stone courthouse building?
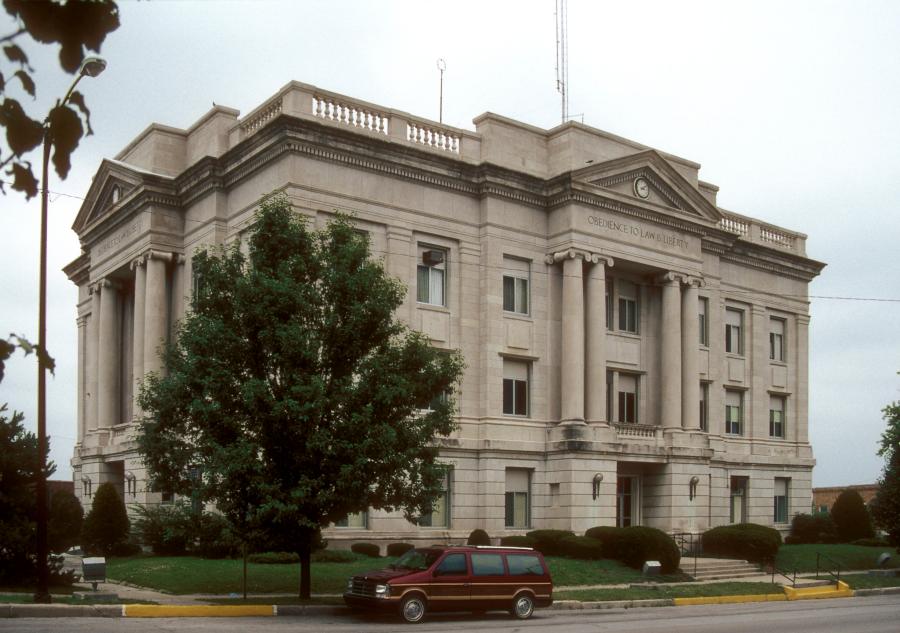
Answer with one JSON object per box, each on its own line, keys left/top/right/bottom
{"left": 67, "top": 81, "right": 825, "bottom": 545}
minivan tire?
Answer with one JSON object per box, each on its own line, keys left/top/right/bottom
{"left": 400, "top": 594, "right": 427, "bottom": 624}
{"left": 511, "top": 593, "right": 534, "bottom": 620}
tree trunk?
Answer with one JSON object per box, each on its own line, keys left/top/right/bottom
{"left": 298, "top": 534, "right": 311, "bottom": 600}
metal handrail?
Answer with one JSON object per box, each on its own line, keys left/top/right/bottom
{"left": 768, "top": 558, "right": 797, "bottom": 587}
{"left": 816, "top": 552, "right": 842, "bottom": 585}
{"left": 671, "top": 531, "right": 700, "bottom": 577}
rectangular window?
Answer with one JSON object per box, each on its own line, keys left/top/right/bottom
{"left": 335, "top": 511, "right": 368, "bottom": 528}
{"left": 725, "top": 308, "right": 743, "bottom": 355}
{"left": 730, "top": 476, "right": 747, "bottom": 523}
{"left": 774, "top": 477, "right": 789, "bottom": 523}
{"left": 770, "top": 317, "right": 785, "bottom": 361}
{"left": 606, "top": 370, "right": 614, "bottom": 421}
{"left": 699, "top": 297, "right": 709, "bottom": 346}
{"left": 769, "top": 395, "right": 785, "bottom": 438}
{"left": 699, "top": 382, "right": 709, "bottom": 432}
{"left": 617, "top": 476, "right": 639, "bottom": 527}
{"left": 505, "top": 468, "right": 531, "bottom": 528}
{"left": 416, "top": 245, "right": 446, "bottom": 306}
{"left": 507, "top": 554, "right": 543, "bottom": 576}
{"left": 605, "top": 281, "right": 613, "bottom": 331}
{"left": 617, "top": 373, "right": 637, "bottom": 423}
{"left": 725, "top": 390, "right": 743, "bottom": 435}
{"left": 419, "top": 468, "right": 451, "bottom": 528}
{"left": 502, "top": 257, "right": 529, "bottom": 315}
{"left": 502, "top": 359, "right": 529, "bottom": 416}
{"left": 617, "top": 280, "right": 638, "bottom": 333}
{"left": 471, "top": 553, "right": 505, "bottom": 576}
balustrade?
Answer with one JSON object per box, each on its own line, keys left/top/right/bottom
{"left": 312, "top": 95, "right": 388, "bottom": 134}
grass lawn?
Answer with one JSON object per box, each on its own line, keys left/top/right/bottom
{"left": 838, "top": 573, "right": 900, "bottom": 590}
{"left": 776, "top": 544, "right": 900, "bottom": 574}
{"left": 107, "top": 555, "right": 396, "bottom": 595}
{"left": 207, "top": 596, "right": 344, "bottom": 605}
{"left": 0, "top": 594, "right": 156, "bottom": 605}
{"left": 545, "top": 557, "right": 688, "bottom": 586}
{"left": 555, "top": 582, "right": 782, "bottom": 602}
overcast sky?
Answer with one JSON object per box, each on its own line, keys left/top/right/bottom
{"left": 1, "top": 0, "right": 898, "bottom": 487}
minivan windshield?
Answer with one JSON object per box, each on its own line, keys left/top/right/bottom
{"left": 393, "top": 548, "right": 442, "bottom": 571}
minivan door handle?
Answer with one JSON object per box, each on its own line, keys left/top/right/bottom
{"left": 463, "top": 583, "right": 470, "bottom": 587}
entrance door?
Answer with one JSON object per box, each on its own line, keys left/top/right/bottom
{"left": 730, "top": 477, "right": 747, "bottom": 523}
{"left": 616, "top": 476, "right": 640, "bottom": 527}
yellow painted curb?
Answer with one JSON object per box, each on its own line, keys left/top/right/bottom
{"left": 124, "top": 605, "right": 275, "bottom": 618}
{"left": 674, "top": 593, "right": 787, "bottom": 606}
{"left": 783, "top": 581, "right": 853, "bottom": 601}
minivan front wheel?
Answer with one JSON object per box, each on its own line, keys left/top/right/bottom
{"left": 511, "top": 593, "right": 534, "bottom": 620}
{"left": 400, "top": 594, "right": 427, "bottom": 624}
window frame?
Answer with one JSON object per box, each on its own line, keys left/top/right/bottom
{"left": 725, "top": 307, "right": 744, "bottom": 356}
{"left": 335, "top": 510, "right": 368, "bottom": 529}
{"left": 725, "top": 389, "right": 743, "bottom": 436}
{"left": 769, "top": 317, "right": 786, "bottom": 362}
{"left": 502, "top": 359, "right": 530, "bottom": 417}
{"left": 416, "top": 245, "right": 448, "bottom": 307}
{"left": 769, "top": 395, "right": 786, "bottom": 439}
{"left": 774, "top": 477, "right": 790, "bottom": 524}
{"left": 699, "top": 382, "right": 709, "bottom": 432}
{"left": 699, "top": 297, "right": 709, "bottom": 347}
{"left": 502, "top": 257, "right": 530, "bottom": 316}
{"left": 617, "top": 373, "right": 638, "bottom": 424}
{"left": 419, "top": 467, "right": 452, "bottom": 528}
{"left": 504, "top": 468, "right": 531, "bottom": 529}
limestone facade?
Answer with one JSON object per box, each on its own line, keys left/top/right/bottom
{"left": 66, "top": 81, "right": 825, "bottom": 546}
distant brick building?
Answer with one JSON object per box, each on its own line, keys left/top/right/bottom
{"left": 812, "top": 485, "right": 878, "bottom": 514}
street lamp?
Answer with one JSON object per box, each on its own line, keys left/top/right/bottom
{"left": 34, "top": 55, "right": 106, "bottom": 604}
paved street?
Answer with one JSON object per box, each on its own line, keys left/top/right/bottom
{"left": 2, "top": 595, "right": 899, "bottom": 632}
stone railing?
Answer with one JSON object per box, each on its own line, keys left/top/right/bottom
{"left": 232, "top": 82, "right": 481, "bottom": 162}
{"left": 312, "top": 94, "right": 389, "bottom": 135}
{"left": 612, "top": 422, "right": 661, "bottom": 440}
{"left": 718, "top": 210, "right": 806, "bottom": 256}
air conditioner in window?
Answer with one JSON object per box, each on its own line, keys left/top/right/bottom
{"left": 422, "top": 250, "right": 444, "bottom": 266}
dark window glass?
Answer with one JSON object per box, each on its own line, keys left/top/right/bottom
{"left": 435, "top": 553, "right": 467, "bottom": 576}
{"left": 507, "top": 554, "right": 543, "bottom": 576}
{"left": 471, "top": 553, "right": 505, "bottom": 576}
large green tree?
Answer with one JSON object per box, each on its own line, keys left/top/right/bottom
{"left": 871, "top": 400, "right": 900, "bottom": 547}
{"left": 138, "top": 194, "right": 464, "bottom": 598}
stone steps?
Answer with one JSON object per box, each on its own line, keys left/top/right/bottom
{"left": 680, "top": 558, "right": 762, "bottom": 580}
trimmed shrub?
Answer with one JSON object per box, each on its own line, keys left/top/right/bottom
{"left": 467, "top": 529, "right": 491, "bottom": 546}
{"left": 387, "top": 542, "right": 414, "bottom": 557}
{"left": 558, "top": 535, "right": 604, "bottom": 560}
{"left": 831, "top": 489, "right": 875, "bottom": 542}
{"left": 351, "top": 542, "right": 380, "bottom": 558}
{"left": 525, "top": 529, "right": 575, "bottom": 556}
{"left": 852, "top": 537, "right": 890, "bottom": 547}
{"left": 132, "top": 501, "right": 195, "bottom": 556}
{"left": 248, "top": 551, "right": 300, "bottom": 564}
{"left": 789, "top": 513, "right": 838, "bottom": 544}
{"left": 499, "top": 535, "right": 536, "bottom": 548}
{"left": 585, "top": 526, "right": 624, "bottom": 550}
{"left": 312, "top": 549, "right": 360, "bottom": 563}
{"left": 195, "top": 512, "right": 240, "bottom": 559}
{"left": 81, "top": 482, "right": 130, "bottom": 556}
{"left": 48, "top": 490, "right": 84, "bottom": 554}
{"left": 618, "top": 527, "right": 681, "bottom": 573}
{"left": 702, "top": 523, "right": 782, "bottom": 563}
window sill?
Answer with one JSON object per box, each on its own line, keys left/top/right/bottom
{"left": 769, "top": 360, "right": 788, "bottom": 367}
{"left": 503, "top": 312, "right": 532, "bottom": 321}
{"left": 502, "top": 413, "right": 530, "bottom": 419}
{"left": 725, "top": 353, "right": 746, "bottom": 360}
{"left": 417, "top": 302, "right": 450, "bottom": 314}
{"left": 610, "top": 331, "right": 641, "bottom": 340}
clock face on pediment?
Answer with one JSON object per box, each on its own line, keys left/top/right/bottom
{"left": 590, "top": 169, "right": 689, "bottom": 212}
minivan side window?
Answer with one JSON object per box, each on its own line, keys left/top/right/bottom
{"left": 506, "top": 554, "right": 543, "bottom": 576}
{"left": 435, "top": 553, "right": 467, "bottom": 576}
{"left": 471, "top": 553, "right": 505, "bottom": 576}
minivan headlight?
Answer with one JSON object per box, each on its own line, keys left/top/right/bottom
{"left": 346, "top": 578, "right": 354, "bottom": 592}
{"left": 375, "top": 584, "right": 390, "bottom": 598}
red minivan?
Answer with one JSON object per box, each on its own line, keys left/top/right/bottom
{"left": 344, "top": 545, "right": 553, "bottom": 623}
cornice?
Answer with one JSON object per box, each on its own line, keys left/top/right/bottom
{"left": 63, "top": 251, "right": 90, "bottom": 284}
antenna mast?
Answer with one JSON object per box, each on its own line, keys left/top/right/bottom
{"left": 437, "top": 58, "right": 446, "bottom": 123}
{"left": 555, "top": 0, "right": 569, "bottom": 124}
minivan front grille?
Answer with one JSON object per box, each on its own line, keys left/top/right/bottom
{"left": 350, "top": 578, "right": 377, "bottom": 597}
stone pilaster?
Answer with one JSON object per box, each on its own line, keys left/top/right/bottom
{"left": 585, "top": 254, "right": 613, "bottom": 424}
{"left": 75, "top": 316, "right": 87, "bottom": 443}
{"left": 796, "top": 314, "right": 810, "bottom": 444}
{"left": 144, "top": 250, "right": 171, "bottom": 376}
{"left": 659, "top": 272, "right": 683, "bottom": 429}
{"left": 681, "top": 277, "right": 703, "bottom": 430}
{"left": 131, "top": 256, "right": 146, "bottom": 419}
{"left": 97, "top": 279, "right": 120, "bottom": 429}
{"left": 547, "top": 249, "right": 586, "bottom": 424}
{"left": 86, "top": 285, "right": 101, "bottom": 432}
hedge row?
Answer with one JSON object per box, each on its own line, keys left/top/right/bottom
{"left": 586, "top": 526, "right": 680, "bottom": 573}
{"left": 701, "top": 523, "right": 781, "bottom": 562}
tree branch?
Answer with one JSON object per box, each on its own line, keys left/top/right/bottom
{"left": 0, "top": 27, "right": 25, "bottom": 45}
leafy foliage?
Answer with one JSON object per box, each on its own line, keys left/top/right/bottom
{"left": 138, "top": 194, "right": 464, "bottom": 598}
{"left": 81, "top": 482, "right": 129, "bottom": 556}
{"left": 585, "top": 526, "right": 681, "bottom": 573}
{"left": 350, "top": 542, "right": 380, "bottom": 558}
{"left": 466, "top": 528, "right": 490, "bottom": 546}
{"left": 702, "top": 523, "right": 782, "bottom": 563}
{"left": 872, "top": 401, "right": 900, "bottom": 547}
{"left": 525, "top": 529, "right": 575, "bottom": 556}
{"left": 557, "top": 535, "right": 604, "bottom": 560}
{"left": 786, "top": 512, "right": 838, "bottom": 545}
{"left": 499, "top": 535, "right": 536, "bottom": 548}
{"left": 1, "top": 0, "right": 119, "bottom": 197}
{"left": 831, "top": 489, "right": 875, "bottom": 542}
{"left": 48, "top": 489, "right": 82, "bottom": 554}
{"left": 386, "top": 542, "right": 414, "bottom": 557}
{"left": 0, "top": 333, "right": 54, "bottom": 382}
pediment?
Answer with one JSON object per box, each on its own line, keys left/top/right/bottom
{"left": 72, "top": 159, "right": 164, "bottom": 234}
{"left": 572, "top": 150, "right": 723, "bottom": 223}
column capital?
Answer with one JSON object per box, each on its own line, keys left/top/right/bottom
{"left": 98, "top": 278, "right": 121, "bottom": 291}
{"left": 657, "top": 271, "right": 686, "bottom": 285}
{"left": 545, "top": 248, "right": 591, "bottom": 265}
{"left": 682, "top": 275, "right": 705, "bottom": 288}
{"left": 76, "top": 316, "right": 88, "bottom": 328}
{"left": 796, "top": 314, "right": 811, "bottom": 326}
{"left": 587, "top": 253, "right": 614, "bottom": 267}
{"left": 147, "top": 249, "right": 176, "bottom": 263}
{"left": 130, "top": 254, "right": 146, "bottom": 270}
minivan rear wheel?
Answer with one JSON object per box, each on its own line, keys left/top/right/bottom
{"left": 400, "top": 594, "right": 427, "bottom": 623}
{"left": 511, "top": 593, "right": 534, "bottom": 619}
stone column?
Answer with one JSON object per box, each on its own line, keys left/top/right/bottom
{"left": 76, "top": 316, "right": 87, "bottom": 443}
{"left": 549, "top": 250, "right": 586, "bottom": 424}
{"left": 144, "top": 251, "right": 170, "bottom": 376}
{"left": 97, "top": 279, "right": 120, "bottom": 429}
{"left": 585, "top": 254, "right": 613, "bottom": 423}
{"left": 131, "top": 256, "right": 146, "bottom": 419}
{"left": 170, "top": 254, "right": 186, "bottom": 337}
{"left": 681, "top": 278, "right": 702, "bottom": 430}
{"left": 659, "top": 273, "right": 682, "bottom": 429}
{"left": 86, "top": 285, "right": 101, "bottom": 432}
{"left": 796, "top": 315, "right": 810, "bottom": 444}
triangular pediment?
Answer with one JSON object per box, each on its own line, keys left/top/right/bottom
{"left": 572, "top": 150, "right": 723, "bottom": 223}
{"left": 72, "top": 159, "right": 175, "bottom": 234}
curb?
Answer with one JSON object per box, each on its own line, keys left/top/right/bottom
{"left": 5, "top": 604, "right": 124, "bottom": 618}
{"left": 552, "top": 598, "right": 673, "bottom": 610}
{"left": 673, "top": 593, "right": 787, "bottom": 606}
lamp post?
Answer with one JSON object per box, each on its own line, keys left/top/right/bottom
{"left": 34, "top": 55, "right": 106, "bottom": 604}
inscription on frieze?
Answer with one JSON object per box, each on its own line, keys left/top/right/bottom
{"left": 586, "top": 215, "right": 689, "bottom": 251}
{"left": 96, "top": 219, "right": 141, "bottom": 255}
